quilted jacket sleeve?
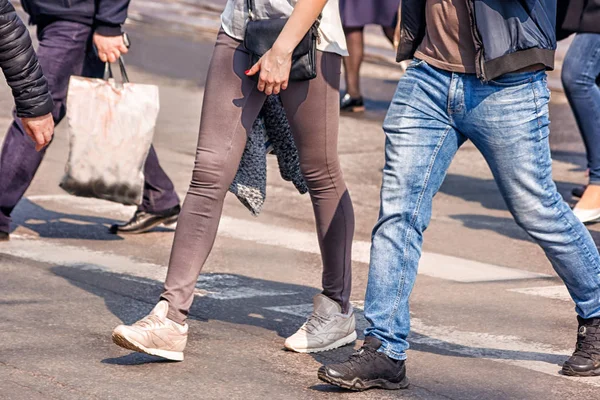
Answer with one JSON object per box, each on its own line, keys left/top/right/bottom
{"left": 0, "top": 0, "right": 53, "bottom": 118}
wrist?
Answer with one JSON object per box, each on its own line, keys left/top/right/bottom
{"left": 94, "top": 24, "right": 123, "bottom": 37}
{"left": 272, "top": 40, "right": 294, "bottom": 57}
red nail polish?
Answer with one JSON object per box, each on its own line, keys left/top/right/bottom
{"left": 245, "top": 70, "right": 250, "bottom": 75}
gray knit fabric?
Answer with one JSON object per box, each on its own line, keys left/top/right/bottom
{"left": 229, "top": 95, "right": 308, "bottom": 215}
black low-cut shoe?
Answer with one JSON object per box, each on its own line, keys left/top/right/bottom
{"left": 340, "top": 93, "right": 365, "bottom": 113}
{"left": 562, "top": 316, "right": 600, "bottom": 377}
{"left": 0, "top": 231, "right": 9, "bottom": 241}
{"left": 572, "top": 186, "right": 586, "bottom": 199}
{"left": 110, "top": 205, "right": 180, "bottom": 235}
{"left": 318, "top": 336, "right": 409, "bottom": 391}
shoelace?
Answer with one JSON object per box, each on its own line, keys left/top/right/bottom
{"left": 135, "top": 314, "right": 163, "bottom": 329}
{"left": 574, "top": 323, "right": 600, "bottom": 360}
{"left": 345, "top": 346, "right": 379, "bottom": 369}
{"left": 300, "top": 313, "right": 329, "bottom": 334}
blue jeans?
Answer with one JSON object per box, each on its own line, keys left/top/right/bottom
{"left": 562, "top": 33, "right": 600, "bottom": 184}
{"left": 0, "top": 20, "right": 180, "bottom": 233}
{"left": 364, "top": 60, "right": 600, "bottom": 361}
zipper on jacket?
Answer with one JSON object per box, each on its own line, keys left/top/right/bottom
{"left": 466, "top": 0, "right": 487, "bottom": 81}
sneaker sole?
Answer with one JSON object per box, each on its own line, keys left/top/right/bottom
{"left": 112, "top": 331, "right": 184, "bottom": 361}
{"left": 562, "top": 365, "right": 600, "bottom": 377}
{"left": 285, "top": 331, "right": 357, "bottom": 354}
{"left": 318, "top": 370, "right": 409, "bottom": 391}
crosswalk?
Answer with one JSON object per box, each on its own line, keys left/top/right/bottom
{"left": 1, "top": 194, "right": 595, "bottom": 388}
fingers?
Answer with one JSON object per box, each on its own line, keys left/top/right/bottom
{"left": 245, "top": 60, "right": 261, "bottom": 78}
{"left": 107, "top": 51, "right": 118, "bottom": 63}
{"left": 21, "top": 114, "right": 54, "bottom": 152}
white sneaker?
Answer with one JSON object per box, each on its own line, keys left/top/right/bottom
{"left": 284, "top": 294, "right": 357, "bottom": 353}
{"left": 572, "top": 206, "right": 600, "bottom": 224}
{"left": 112, "top": 301, "right": 188, "bottom": 361}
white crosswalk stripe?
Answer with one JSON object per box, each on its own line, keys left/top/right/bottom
{"left": 25, "top": 195, "right": 552, "bottom": 283}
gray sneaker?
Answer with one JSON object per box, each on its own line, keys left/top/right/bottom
{"left": 284, "top": 294, "right": 357, "bottom": 353}
{"left": 112, "top": 301, "right": 188, "bottom": 361}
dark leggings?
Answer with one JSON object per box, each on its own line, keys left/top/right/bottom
{"left": 161, "top": 31, "right": 355, "bottom": 324}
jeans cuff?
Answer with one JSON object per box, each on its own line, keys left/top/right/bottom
{"left": 379, "top": 343, "right": 408, "bottom": 361}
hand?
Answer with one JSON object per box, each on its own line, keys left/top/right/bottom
{"left": 93, "top": 33, "right": 128, "bottom": 63}
{"left": 21, "top": 113, "right": 54, "bottom": 151}
{"left": 245, "top": 45, "right": 293, "bottom": 95}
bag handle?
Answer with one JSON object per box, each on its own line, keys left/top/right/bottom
{"left": 246, "top": 0, "right": 322, "bottom": 22}
{"left": 103, "top": 56, "right": 130, "bottom": 84}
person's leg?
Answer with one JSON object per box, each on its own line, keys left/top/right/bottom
{"left": 364, "top": 63, "right": 466, "bottom": 359}
{"left": 462, "top": 71, "right": 600, "bottom": 375}
{"left": 113, "top": 31, "right": 267, "bottom": 360}
{"left": 561, "top": 33, "right": 600, "bottom": 222}
{"left": 0, "top": 21, "right": 92, "bottom": 235}
{"left": 278, "top": 51, "right": 357, "bottom": 353}
{"left": 159, "top": 32, "right": 266, "bottom": 323}
{"left": 382, "top": 26, "right": 395, "bottom": 44}
{"left": 139, "top": 146, "right": 180, "bottom": 213}
{"left": 341, "top": 27, "right": 365, "bottom": 111}
{"left": 319, "top": 61, "right": 465, "bottom": 389}
{"left": 280, "top": 52, "right": 354, "bottom": 313}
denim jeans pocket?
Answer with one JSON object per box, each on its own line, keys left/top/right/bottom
{"left": 489, "top": 72, "right": 535, "bottom": 87}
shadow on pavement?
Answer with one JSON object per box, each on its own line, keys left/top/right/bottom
{"left": 11, "top": 198, "right": 123, "bottom": 240}
{"left": 50, "top": 265, "right": 569, "bottom": 374}
{"left": 440, "top": 173, "right": 581, "bottom": 213}
{"left": 10, "top": 198, "right": 175, "bottom": 240}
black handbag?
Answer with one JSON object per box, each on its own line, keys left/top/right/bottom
{"left": 243, "top": 0, "right": 321, "bottom": 82}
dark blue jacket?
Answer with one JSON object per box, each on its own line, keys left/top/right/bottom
{"left": 21, "top": 0, "right": 130, "bottom": 36}
{"left": 397, "top": 0, "right": 557, "bottom": 81}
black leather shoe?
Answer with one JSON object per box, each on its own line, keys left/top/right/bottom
{"left": 318, "top": 336, "right": 409, "bottom": 391}
{"left": 572, "top": 185, "right": 586, "bottom": 199}
{"left": 110, "top": 205, "right": 180, "bottom": 234}
{"left": 0, "top": 231, "right": 9, "bottom": 241}
{"left": 562, "top": 316, "right": 600, "bottom": 376}
{"left": 340, "top": 93, "right": 365, "bottom": 113}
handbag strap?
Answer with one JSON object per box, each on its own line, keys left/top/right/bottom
{"left": 103, "top": 56, "right": 130, "bottom": 84}
{"left": 246, "top": 0, "right": 322, "bottom": 22}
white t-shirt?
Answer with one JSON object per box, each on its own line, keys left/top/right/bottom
{"left": 221, "top": 0, "right": 348, "bottom": 56}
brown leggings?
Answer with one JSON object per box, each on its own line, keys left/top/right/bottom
{"left": 161, "top": 31, "right": 355, "bottom": 324}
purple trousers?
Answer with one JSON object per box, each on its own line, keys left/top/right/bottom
{"left": 0, "top": 20, "right": 179, "bottom": 233}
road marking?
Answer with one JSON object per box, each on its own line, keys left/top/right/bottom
{"left": 0, "top": 239, "right": 296, "bottom": 301}
{"left": 25, "top": 195, "right": 552, "bottom": 283}
{"left": 508, "top": 286, "right": 571, "bottom": 302}
{"left": 2, "top": 232, "right": 594, "bottom": 386}
{"left": 266, "top": 302, "right": 600, "bottom": 388}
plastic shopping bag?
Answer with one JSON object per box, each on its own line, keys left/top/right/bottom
{"left": 60, "top": 59, "right": 159, "bottom": 205}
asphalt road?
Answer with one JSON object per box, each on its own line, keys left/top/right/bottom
{"left": 1, "top": 16, "right": 599, "bottom": 400}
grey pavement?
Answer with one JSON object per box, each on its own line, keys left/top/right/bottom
{"left": 1, "top": 10, "right": 599, "bottom": 400}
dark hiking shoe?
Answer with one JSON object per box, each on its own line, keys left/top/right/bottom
{"left": 110, "top": 205, "right": 180, "bottom": 234}
{"left": 318, "top": 336, "right": 409, "bottom": 391}
{"left": 572, "top": 186, "right": 586, "bottom": 199}
{"left": 340, "top": 93, "right": 365, "bottom": 113}
{"left": 562, "top": 316, "right": 600, "bottom": 377}
{"left": 0, "top": 231, "right": 8, "bottom": 241}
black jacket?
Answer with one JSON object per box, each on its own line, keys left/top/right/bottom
{"left": 397, "top": 0, "right": 557, "bottom": 81}
{"left": 0, "top": 0, "right": 53, "bottom": 118}
{"left": 558, "top": 0, "right": 600, "bottom": 38}
{"left": 21, "top": 0, "right": 130, "bottom": 36}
